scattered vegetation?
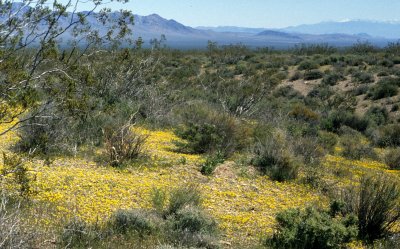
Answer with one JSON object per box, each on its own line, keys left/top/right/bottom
{"left": 0, "top": 5, "right": 399, "bottom": 246}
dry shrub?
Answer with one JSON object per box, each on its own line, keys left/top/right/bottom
{"left": 0, "top": 197, "right": 36, "bottom": 249}
{"left": 103, "top": 125, "right": 148, "bottom": 167}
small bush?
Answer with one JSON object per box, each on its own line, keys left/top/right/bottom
{"left": 351, "top": 85, "right": 369, "bottom": 96}
{"left": 298, "top": 60, "right": 319, "bottom": 70}
{"left": 0, "top": 197, "right": 36, "bottom": 249}
{"left": 289, "top": 71, "right": 302, "bottom": 81}
{"left": 174, "top": 104, "right": 249, "bottom": 157}
{"left": 252, "top": 129, "right": 299, "bottom": 181}
{"left": 304, "top": 70, "right": 324, "bottom": 80}
{"left": 167, "top": 186, "right": 202, "bottom": 215}
{"left": 200, "top": 152, "right": 225, "bottom": 176}
{"left": 377, "top": 71, "right": 390, "bottom": 77}
{"left": 267, "top": 207, "right": 358, "bottom": 249}
{"left": 104, "top": 125, "right": 148, "bottom": 167}
{"left": 391, "top": 104, "right": 399, "bottom": 112}
{"left": 293, "top": 136, "right": 326, "bottom": 165}
{"left": 1, "top": 153, "right": 34, "bottom": 198}
{"left": 61, "top": 219, "right": 100, "bottom": 248}
{"left": 340, "top": 134, "right": 377, "bottom": 160}
{"left": 307, "top": 85, "right": 334, "bottom": 100}
{"left": 364, "top": 106, "right": 389, "bottom": 126}
{"left": 289, "top": 104, "right": 320, "bottom": 123}
{"left": 322, "top": 72, "right": 344, "bottom": 86}
{"left": 368, "top": 83, "right": 398, "bottom": 100}
{"left": 273, "top": 86, "right": 303, "bottom": 99}
{"left": 372, "top": 124, "right": 400, "bottom": 147}
{"left": 318, "top": 131, "right": 338, "bottom": 153}
{"left": 321, "top": 111, "right": 369, "bottom": 133}
{"left": 151, "top": 187, "right": 167, "bottom": 213}
{"left": 167, "top": 206, "right": 219, "bottom": 248}
{"left": 341, "top": 175, "right": 400, "bottom": 241}
{"left": 352, "top": 71, "right": 374, "bottom": 84}
{"left": 384, "top": 148, "right": 400, "bottom": 169}
{"left": 110, "top": 209, "right": 155, "bottom": 236}
{"left": 379, "top": 59, "right": 394, "bottom": 68}
{"left": 169, "top": 206, "right": 217, "bottom": 234}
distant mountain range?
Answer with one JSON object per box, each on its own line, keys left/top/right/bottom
{"left": 3, "top": 3, "right": 399, "bottom": 49}
{"left": 130, "top": 17, "right": 395, "bottom": 48}
{"left": 197, "top": 20, "right": 400, "bottom": 40}
{"left": 281, "top": 20, "right": 400, "bottom": 39}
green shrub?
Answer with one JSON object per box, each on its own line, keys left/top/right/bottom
{"left": 372, "top": 124, "right": 400, "bottom": 147}
{"left": 169, "top": 206, "right": 217, "bottom": 234}
{"left": 391, "top": 104, "right": 399, "bottom": 112}
{"left": 289, "top": 71, "right": 302, "bottom": 81}
{"left": 321, "top": 111, "right": 369, "bottom": 133}
{"left": 307, "top": 85, "right": 334, "bottom": 100}
{"left": 289, "top": 104, "right": 320, "bottom": 123}
{"left": 340, "top": 134, "right": 377, "bottom": 160}
{"left": 364, "top": 106, "right": 389, "bottom": 126}
{"left": 110, "top": 209, "right": 155, "bottom": 236}
{"left": 174, "top": 104, "right": 249, "bottom": 157}
{"left": 378, "top": 59, "right": 394, "bottom": 68}
{"left": 368, "top": 83, "right": 398, "bottom": 100}
{"left": 322, "top": 72, "right": 344, "bottom": 86}
{"left": 340, "top": 175, "right": 400, "bottom": 241}
{"left": 267, "top": 207, "right": 358, "bottom": 249}
{"left": 273, "top": 86, "right": 303, "bottom": 99}
{"left": 384, "top": 148, "right": 400, "bottom": 169}
{"left": 1, "top": 153, "right": 35, "bottom": 198}
{"left": 61, "top": 219, "right": 100, "bottom": 248}
{"left": 304, "top": 70, "right": 324, "bottom": 80}
{"left": 318, "top": 131, "right": 338, "bottom": 153}
{"left": 352, "top": 71, "right": 374, "bottom": 84}
{"left": 167, "top": 206, "right": 218, "bottom": 248}
{"left": 298, "top": 60, "right": 319, "bottom": 70}
{"left": 351, "top": 85, "right": 369, "bottom": 96}
{"left": 377, "top": 71, "right": 390, "bottom": 77}
{"left": 200, "top": 152, "right": 225, "bottom": 176}
{"left": 167, "top": 186, "right": 202, "bottom": 215}
{"left": 252, "top": 129, "right": 299, "bottom": 181}
{"left": 151, "top": 187, "right": 167, "bottom": 213}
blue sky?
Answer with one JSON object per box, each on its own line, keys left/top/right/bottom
{"left": 75, "top": 0, "right": 400, "bottom": 28}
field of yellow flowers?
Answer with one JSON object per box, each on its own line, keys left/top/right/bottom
{"left": 0, "top": 123, "right": 398, "bottom": 246}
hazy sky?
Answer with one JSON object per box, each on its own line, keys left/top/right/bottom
{"left": 75, "top": 0, "right": 400, "bottom": 28}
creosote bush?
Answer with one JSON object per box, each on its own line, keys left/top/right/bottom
{"left": 110, "top": 209, "right": 156, "bottom": 236}
{"left": 384, "top": 148, "right": 400, "bottom": 169}
{"left": 267, "top": 206, "right": 358, "bottom": 249}
{"left": 304, "top": 70, "right": 324, "bottom": 80}
{"left": 167, "top": 185, "right": 202, "bottom": 216}
{"left": 340, "top": 134, "right": 377, "bottom": 160}
{"left": 322, "top": 72, "right": 344, "bottom": 86}
{"left": 174, "top": 103, "right": 250, "bottom": 157}
{"left": 298, "top": 60, "right": 319, "bottom": 70}
{"left": 252, "top": 129, "right": 299, "bottom": 181}
{"left": 321, "top": 111, "right": 369, "bottom": 133}
{"left": 372, "top": 124, "right": 400, "bottom": 147}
